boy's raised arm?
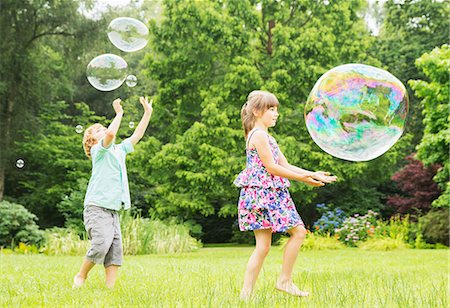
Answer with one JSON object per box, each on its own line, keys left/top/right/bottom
{"left": 129, "top": 96, "right": 153, "bottom": 146}
{"left": 103, "top": 98, "right": 124, "bottom": 148}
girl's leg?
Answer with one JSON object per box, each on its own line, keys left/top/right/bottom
{"left": 73, "top": 258, "right": 95, "bottom": 288}
{"left": 241, "top": 229, "right": 272, "bottom": 298}
{"left": 105, "top": 265, "right": 119, "bottom": 288}
{"left": 276, "top": 225, "right": 308, "bottom": 296}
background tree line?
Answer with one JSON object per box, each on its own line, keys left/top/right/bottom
{"left": 1, "top": 0, "right": 448, "bottom": 243}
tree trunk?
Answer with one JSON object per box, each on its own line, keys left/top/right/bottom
{"left": 267, "top": 19, "right": 275, "bottom": 55}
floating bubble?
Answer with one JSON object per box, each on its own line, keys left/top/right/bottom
{"left": 86, "top": 54, "right": 128, "bottom": 91}
{"left": 107, "top": 17, "right": 149, "bottom": 52}
{"left": 75, "top": 125, "right": 84, "bottom": 134}
{"left": 304, "top": 64, "right": 408, "bottom": 161}
{"left": 16, "top": 159, "right": 25, "bottom": 169}
{"left": 126, "top": 75, "right": 137, "bottom": 87}
{"left": 129, "top": 121, "right": 135, "bottom": 129}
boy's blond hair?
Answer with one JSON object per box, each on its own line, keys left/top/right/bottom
{"left": 83, "top": 123, "right": 104, "bottom": 159}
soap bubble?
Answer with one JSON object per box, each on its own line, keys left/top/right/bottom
{"left": 126, "top": 75, "right": 137, "bottom": 87}
{"left": 86, "top": 54, "right": 128, "bottom": 91}
{"left": 129, "top": 121, "right": 135, "bottom": 128}
{"left": 75, "top": 125, "right": 84, "bottom": 134}
{"left": 107, "top": 17, "right": 149, "bottom": 52}
{"left": 16, "top": 159, "right": 25, "bottom": 169}
{"left": 305, "top": 64, "right": 408, "bottom": 162}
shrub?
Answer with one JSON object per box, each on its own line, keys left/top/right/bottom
{"left": 419, "top": 208, "right": 449, "bottom": 246}
{"left": 0, "top": 201, "right": 44, "bottom": 248}
{"left": 41, "top": 227, "right": 89, "bottom": 256}
{"left": 121, "top": 213, "right": 202, "bottom": 255}
{"left": 335, "top": 210, "right": 378, "bottom": 247}
{"left": 279, "top": 232, "right": 345, "bottom": 250}
{"left": 358, "top": 237, "right": 410, "bottom": 251}
{"left": 313, "top": 204, "right": 346, "bottom": 234}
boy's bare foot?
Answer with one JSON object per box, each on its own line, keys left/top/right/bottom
{"left": 72, "top": 274, "right": 85, "bottom": 289}
{"left": 276, "top": 280, "right": 309, "bottom": 297}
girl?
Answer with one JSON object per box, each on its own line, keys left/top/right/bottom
{"left": 73, "top": 96, "right": 153, "bottom": 289}
{"left": 234, "top": 90, "right": 337, "bottom": 298}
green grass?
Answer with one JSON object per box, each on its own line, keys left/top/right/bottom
{"left": 0, "top": 247, "right": 448, "bottom": 307}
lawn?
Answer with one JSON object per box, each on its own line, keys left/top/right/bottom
{"left": 1, "top": 247, "right": 448, "bottom": 307}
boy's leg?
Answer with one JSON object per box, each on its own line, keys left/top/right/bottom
{"left": 241, "top": 228, "right": 272, "bottom": 299}
{"left": 73, "top": 259, "right": 95, "bottom": 288}
{"left": 103, "top": 211, "right": 123, "bottom": 289}
{"left": 74, "top": 205, "right": 114, "bottom": 288}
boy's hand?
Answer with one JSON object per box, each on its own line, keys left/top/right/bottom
{"left": 139, "top": 96, "right": 153, "bottom": 115}
{"left": 313, "top": 171, "right": 337, "bottom": 184}
{"left": 113, "top": 98, "right": 123, "bottom": 114}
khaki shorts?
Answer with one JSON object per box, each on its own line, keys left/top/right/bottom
{"left": 83, "top": 204, "right": 123, "bottom": 267}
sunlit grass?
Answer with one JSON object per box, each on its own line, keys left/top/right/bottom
{"left": 0, "top": 247, "right": 448, "bottom": 307}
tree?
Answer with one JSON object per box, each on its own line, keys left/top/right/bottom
{"left": 372, "top": 0, "right": 449, "bottom": 147}
{"left": 387, "top": 154, "right": 441, "bottom": 215}
{"left": 0, "top": 0, "right": 99, "bottom": 200}
{"left": 137, "top": 0, "right": 409, "bottom": 239}
{"left": 409, "top": 44, "right": 450, "bottom": 208}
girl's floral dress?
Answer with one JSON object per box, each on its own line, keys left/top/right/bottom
{"left": 234, "top": 129, "right": 304, "bottom": 233}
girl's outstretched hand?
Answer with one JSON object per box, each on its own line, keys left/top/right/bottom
{"left": 300, "top": 175, "right": 325, "bottom": 187}
{"left": 313, "top": 171, "right": 337, "bottom": 184}
{"left": 112, "top": 98, "right": 123, "bottom": 114}
{"left": 139, "top": 96, "right": 153, "bottom": 115}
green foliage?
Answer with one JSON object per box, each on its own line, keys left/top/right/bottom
{"left": 120, "top": 213, "right": 202, "bottom": 255}
{"left": 10, "top": 101, "right": 105, "bottom": 227}
{"left": 57, "top": 178, "right": 89, "bottom": 234}
{"left": 137, "top": 0, "right": 405, "bottom": 230}
{"left": 373, "top": 0, "right": 449, "bottom": 145}
{"left": 419, "top": 208, "right": 449, "bottom": 246}
{"left": 335, "top": 210, "right": 379, "bottom": 247}
{"left": 409, "top": 44, "right": 450, "bottom": 208}
{"left": 358, "top": 237, "right": 409, "bottom": 251}
{"left": 41, "top": 227, "right": 90, "bottom": 256}
{"left": 0, "top": 201, "right": 44, "bottom": 247}
{"left": 279, "top": 232, "right": 345, "bottom": 251}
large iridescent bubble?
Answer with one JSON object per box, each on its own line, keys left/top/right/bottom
{"left": 107, "top": 17, "right": 149, "bottom": 52}
{"left": 305, "top": 64, "right": 408, "bottom": 161}
{"left": 86, "top": 54, "right": 128, "bottom": 91}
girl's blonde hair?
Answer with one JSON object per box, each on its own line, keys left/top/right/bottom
{"left": 241, "top": 90, "right": 279, "bottom": 139}
{"left": 82, "top": 123, "right": 104, "bottom": 159}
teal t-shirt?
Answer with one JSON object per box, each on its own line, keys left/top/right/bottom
{"left": 84, "top": 137, "right": 134, "bottom": 210}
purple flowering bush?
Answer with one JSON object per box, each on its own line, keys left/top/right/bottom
{"left": 335, "top": 210, "right": 378, "bottom": 247}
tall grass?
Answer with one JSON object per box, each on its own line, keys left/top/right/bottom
{"left": 41, "top": 227, "right": 90, "bottom": 256}
{"left": 41, "top": 216, "right": 201, "bottom": 256}
{"left": 120, "top": 213, "right": 201, "bottom": 255}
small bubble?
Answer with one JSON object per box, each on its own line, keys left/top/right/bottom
{"left": 126, "top": 75, "right": 137, "bottom": 87}
{"left": 75, "top": 125, "right": 84, "bottom": 134}
{"left": 129, "top": 122, "right": 135, "bottom": 128}
{"left": 16, "top": 159, "right": 25, "bottom": 169}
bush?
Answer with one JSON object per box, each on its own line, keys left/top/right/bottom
{"left": 358, "top": 237, "right": 410, "bottom": 251}
{"left": 41, "top": 227, "right": 89, "bottom": 256}
{"left": 121, "top": 213, "right": 202, "bottom": 255}
{"left": 420, "top": 208, "right": 449, "bottom": 246}
{"left": 335, "top": 210, "right": 379, "bottom": 247}
{"left": 279, "top": 232, "right": 345, "bottom": 250}
{"left": 0, "top": 201, "right": 44, "bottom": 248}
{"left": 313, "top": 204, "right": 346, "bottom": 234}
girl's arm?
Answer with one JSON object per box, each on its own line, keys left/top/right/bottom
{"left": 251, "top": 131, "right": 324, "bottom": 187}
{"left": 278, "top": 149, "right": 337, "bottom": 184}
{"left": 129, "top": 96, "right": 153, "bottom": 146}
{"left": 103, "top": 98, "right": 124, "bottom": 148}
